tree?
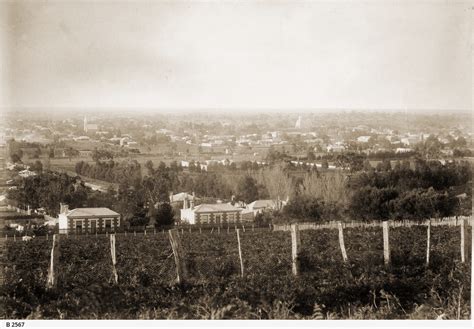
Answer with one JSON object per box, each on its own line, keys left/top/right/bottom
{"left": 321, "top": 159, "right": 329, "bottom": 170}
{"left": 335, "top": 154, "right": 350, "bottom": 170}
{"left": 145, "top": 160, "right": 154, "bottom": 176}
{"left": 380, "top": 159, "right": 392, "bottom": 172}
{"left": 298, "top": 171, "right": 347, "bottom": 204}
{"left": 307, "top": 150, "right": 316, "bottom": 161}
{"left": 65, "top": 147, "right": 79, "bottom": 160}
{"left": 128, "top": 207, "right": 148, "bottom": 227}
{"left": 30, "top": 160, "right": 43, "bottom": 173}
{"left": 363, "top": 159, "right": 373, "bottom": 171}
{"left": 91, "top": 148, "right": 114, "bottom": 162}
{"left": 347, "top": 153, "right": 365, "bottom": 172}
{"left": 348, "top": 186, "right": 398, "bottom": 220}
{"left": 254, "top": 211, "right": 274, "bottom": 227}
{"left": 454, "top": 136, "right": 467, "bottom": 148}
{"left": 152, "top": 202, "right": 175, "bottom": 228}
{"left": 417, "top": 135, "right": 442, "bottom": 158}
{"left": 259, "top": 163, "right": 293, "bottom": 202}
{"left": 236, "top": 176, "right": 259, "bottom": 203}
{"left": 283, "top": 196, "right": 325, "bottom": 221}
{"left": 11, "top": 153, "right": 22, "bottom": 163}
{"left": 170, "top": 160, "right": 179, "bottom": 172}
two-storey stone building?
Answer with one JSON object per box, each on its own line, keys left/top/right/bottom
{"left": 58, "top": 204, "right": 120, "bottom": 234}
{"left": 180, "top": 202, "right": 244, "bottom": 225}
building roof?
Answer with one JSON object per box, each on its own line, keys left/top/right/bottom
{"left": 66, "top": 207, "right": 119, "bottom": 218}
{"left": 171, "top": 192, "right": 200, "bottom": 202}
{"left": 193, "top": 203, "right": 242, "bottom": 213}
{"left": 248, "top": 199, "right": 276, "bottom": 209}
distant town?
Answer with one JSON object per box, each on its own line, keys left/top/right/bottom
{"left": 0, "top": 110, "right": 472, "bottom": 235}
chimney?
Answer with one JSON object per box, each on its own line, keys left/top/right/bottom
{"left": 190, "top": 198, "right": 194, "bottom": 209}
{"left": 169, "top": 192, "right": 173, "bottom": 203}
{"left": 60, "top": 203, "right": 69, "bottom": 214}
{"left": 183, "top": 196, "right": 187, "bottom": 210}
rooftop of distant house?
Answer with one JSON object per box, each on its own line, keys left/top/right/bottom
{"left": 65, "top": 207, "right": 120, "bottom": 218}
{"left": 193, "top": 203, "right": 242, "bottom": 213}
{"left": 170, "top": 192, "right": 200, "bottom": 202}
{"left": 248, "top": 199, "right": 276, "bottom": 209}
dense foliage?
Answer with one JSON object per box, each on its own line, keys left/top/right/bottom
{"left": 279, "top": 159, "right": 471, "bottom": 222}
{"left": 7, "top": 172, "right": 89, "bottom": 216}
{"left": 1, "top": 226, "right": 470, "bottom": 319}
{"left": 347, "top": 159, "right": 472, "bottom": 220}
{"left": 7, "top": 157, "right": 472, "bottom": 226}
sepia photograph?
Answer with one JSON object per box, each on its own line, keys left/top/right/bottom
{"left": 0, "top": 0, "right": 472, "bottom": 326}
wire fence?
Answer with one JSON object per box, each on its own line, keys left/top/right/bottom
{"left": 1, "top": 223, "right": 273, "bottom": 240}
{"left": 3, "top": 216, "right": 472, "bottom": 240}
{"left": 1, "top": 218, "right": 472, "bottom": 288}
{"left": 273, "top": 216, "right": 474, "bottom": 231}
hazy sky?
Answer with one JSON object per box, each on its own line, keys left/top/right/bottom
{"left": 0, "top": 0, "right": 472, "bottom": 112}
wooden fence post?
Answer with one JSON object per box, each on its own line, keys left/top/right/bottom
{"left": 110, "top": 234, "right": 118, "bottom": 284}
{"left": 236, "top": 229, "right": 244, "bottom": 277}
{"left": 199, "top": 227, "right": 202, "bottom": 234}
{"left": 337, "top": 222, "right": 348, "bottom": 262}
{"left": 47, "top": 234, "right": 60, "bottom": 288}
{"left": 242, "top": 224, "right": 246, "bottom": 233}
{"left": 426, "top": 219, "right": 431, "bottom": 266}
{"left": 291, "top": 224, "right": 300, "bottom": 276}
{"left": 227, "top": 226, "right": 230, "bottom": 234}
{"left": 252, "top": 224, "right": 255, "bottom": 232}
{"left": 471, "top": 216, "right": 474, "bottom": 320}
{"left": 168, "top": 229, "right": 187, "bottom": 284}
{"left": 218, "top": 226, "right": 221, "bottom": 234}
{"left": 134, "top": 231, "right": 136, "bottom": 236}
{"left": 383, "top": 221, "right": 390, "bottom": 266}
{"left": 211, "top": 227, "right": 214, "bottom": 234}
{"left": 461, "top": 218, "right": 467, "bottom": 263}
{"left": 144, "top": 229, "right": 147, "bottom": 236}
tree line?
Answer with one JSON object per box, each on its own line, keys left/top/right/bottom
{"left": 8, "top": 158, "right": 472, "bottom": 228}
{"left": 278, "top": 159, "right": 471, "bottom": 223}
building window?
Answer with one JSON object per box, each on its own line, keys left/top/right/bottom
{"left": 89, "top": 219, "right": 98, "bottom": 232}
{"left": 200, "top": 214, "right": 209, "bottom": 224}
{"left": 227, "top": 213, "right": 235, "bottom": 222}
{"left": 105, "top": 219, "right": 112, "bottom": 229}
{"left": 74, "top": 219, "right": 84, "bottom": 231}
{"left": 215, "top": 213, "right": 222, "bottom": 223}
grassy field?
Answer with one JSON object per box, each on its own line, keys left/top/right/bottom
{"left": 1, "top": 225, "right": 471, "bottom": 319}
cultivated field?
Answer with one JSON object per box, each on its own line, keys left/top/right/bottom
{"left": 1, "top": 224, "right": 471, "bottom": 319}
